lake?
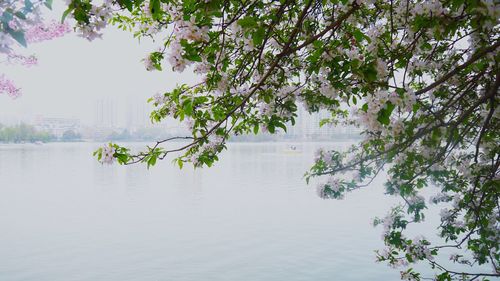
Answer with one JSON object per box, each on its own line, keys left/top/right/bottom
{"left": 0, "top": 142, "right": 427, "bottom": 280}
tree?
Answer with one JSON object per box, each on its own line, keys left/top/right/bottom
{"left": 0, "top": 0, "right": 70, "bottom": 98}
{"left": 0, "top": 123, "right": 55, "bottom": 143}
{"left": 66, "top": 0, "right": 499, "bottom": 280}
{"left": 61, "top": 129, "right": 81, "bottom": 141}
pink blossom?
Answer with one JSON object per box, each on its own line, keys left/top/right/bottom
{"left": 7, "top": 54, "right": 38, "bottom": 67}
{"left": 0, "top": 75, "right": 21, "bottom": 99}
{"left": 25, "top": 21, "right": 71, "bottom": 44}
{"left": 8, "top": 20, "right": 19, "bottom": 30}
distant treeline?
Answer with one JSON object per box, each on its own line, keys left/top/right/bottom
{"left": 0, "top": 123, "right": 55, "bottom": 143}
{"left": 105, "top": 128, "right": 172, "bottom": 142}
{"left": 0, "top": 123, "right": 82, "bottom": 143}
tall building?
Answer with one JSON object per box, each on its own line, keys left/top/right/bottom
{"left": 94, "top": 99, "right": 116, "bottom": 128}
{"left": 126, "top": 101, "right": 146, "bottom": 129}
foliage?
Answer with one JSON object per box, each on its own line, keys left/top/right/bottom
{"left": 61, "top": 130, "right": 82, "bottom": 141}
{"left": 0, "top": 123, "right": 55, "bottom": 143}
{"left": 66, "top": 0, "right": 499, "bottom": 280}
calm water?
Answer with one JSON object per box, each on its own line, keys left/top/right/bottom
{"left": 0, "top": 142, "right": 408, "bottom": 280}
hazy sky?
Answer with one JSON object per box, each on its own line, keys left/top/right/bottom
{"left": 0, "top": 2, "right": 200, "bottom": 125}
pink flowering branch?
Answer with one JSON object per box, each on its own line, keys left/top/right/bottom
{"left": 0, "top": 75, "right": 21, "bottom": 99}
{"left": 25, "top": 21, "right": 71, "bottom": 44}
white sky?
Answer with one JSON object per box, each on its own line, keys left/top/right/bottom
{"left": 0, "top": 1, "right": 199, "bottom": 125}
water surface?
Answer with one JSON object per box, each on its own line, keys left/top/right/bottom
{"left": 0, "top": 142, "right": 405, "bottom": 281}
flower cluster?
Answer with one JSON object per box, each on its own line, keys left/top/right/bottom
{"left": 100, "top": 144, "right": 116, "bottom": 165}
{"left": 0, "top": 75, "right": 20, "bottom": 99}
{"left": 25, "top": 21, "right": 71, "bottom": 43}
{"left": 74, "top": 0, "right": 115, "bottom": 41}
{"left": 7, "top": 54, "right": 38, "bottom": 67}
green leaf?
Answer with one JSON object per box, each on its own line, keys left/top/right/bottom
{"left": 182, "top": 0, "right": 197, "bottom": 14}
{"left": 252, "top": 27, "right": 265, "bottom": 46}
{"left": 116, "top": 153, "right": 129, "bottom": 164}
{"left": 150, "top": 0, "right": 161, "bottom": 20}
{"left": 184, "top": 53, "right": 202, "bottom": 62}
{"left": 275, "top": 121, "right": 287, "bottom": 132}
{"left": 7, "top": 29, "right": 27, "bottom": 47}
{"left": 44, "top": 0, "right": 53, "bottom": 9}
{"left": 267, "top": 123, "right": 275, "bottom": 133}
{"left": 183, "top": 100, "right": 193, "bottom": 116}
{"left": 14, "top": 11, "right": 27, "bottom": 20}
{"left": 147, "top": 154, "right": 157, "bottom": 168}
{"left": 117, "top": 0, "right": 133, "bottom": 11}
{"left": 377, "top": 102, "right": 395, "bottom": 125}
{"left": 319, "top": 118, "right": 330, "bottom": 127}
{"left": 237, "top": 17, "right": 257, "bottom": 28}
{"left": 1, "top": 10, "right": 14, "bottom": 24}
{"left": 353, "top": 29, "right": 365, "bottom": 42}
{"left": 363, "top": 66, "right": 378, "bottom": 82}
{"left": 61, "top": 7, "right": 73, "bottom": 23}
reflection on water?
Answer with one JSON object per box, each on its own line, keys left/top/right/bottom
{"left": 0, "top": 142, "right": 402, "bottom": 281}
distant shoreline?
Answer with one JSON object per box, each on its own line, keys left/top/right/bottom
{"left": 0, "top": 137, "right": 362, "bottom": 145}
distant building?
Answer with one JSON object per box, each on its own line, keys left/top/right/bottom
{"left": 286, "top": 106, "right": 362, "bottom": 140}
{"left": 94, "top": 99, "right": 116, "bottom": 128}
{"left": 126, "top": 101, "right": 150, "bottom": 130}
{"left": 34, "top": 117, "right": 81, "bottom": 137}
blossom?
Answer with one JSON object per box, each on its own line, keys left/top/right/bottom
{"left": 167, "top": 40, "right": 189, "bottom": 72}
{"left": 193, "top": 60, "right": 211, "bottom": 75}
{"left": 382, "top": 214, "right": 394, "bottom": 234}
{"left": 7, "top": 54, "right": 38, "bottom": 67}
{"left": 25, "top": 21, "right": 71, "bottom": 43}
{"left": 206, "top": 134, "right": 224, "bottom": 151}
{"left": 407, "top": 195, "right": 425, "bottom": 207}
{"left": 153, "top": 93, "right": 168, "bottom": 105}
{"left": 400, "top": 270, "right": 418, "bottom": 281}
{"left": 74, "top": 1, "right": 114, "bottom": 41}
{"left": 326, "top": 177, "right": 341, "bottom": 192}
{"left": 429, "top": 193, "right": 449, "bottom": 204}
{"left": 319, "top": 81, "right": 338, "bottom": 99}
{"left": 345, "top": 48, "right": 361, "bottom": 60}
{"left": 242, "top": 37, "right": 255, "bottom": 52}
{"left": 316, "top": 184, "right": 328, "bottom": 199}
{"left": 406, "top": 236, "right": 433, "bottom": 260}
{"left": 258, "top": 102, "right": 273, "bottom": 116}
{"left": 101, "top": 144, "right": 116, "bottom": 165}
{"left": 376, "top": 248, "right": 391, "bottom": 261}
{"left": 143, "top": 55, "right": 155, "bottom": 71}
{"left": 375, "top": 58, "right": 388, "bottom": 79}
{"left": 174, "top": 16, "right": 209, "bottom": 42}
{"left": 439, "top": 208, "right": 453, "bottom": 222}
{"left": 0, "top": 75, "right": 20, "bottom": 99}
{"left": 314, "top": 148, "right": 324, "bottom": 161}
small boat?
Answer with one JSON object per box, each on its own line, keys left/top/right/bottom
{"left": 283, "top": 145, "right": 302, "bottom": 154}
{"left": 34, "top": 141, "right": 43, "bottom": 145}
